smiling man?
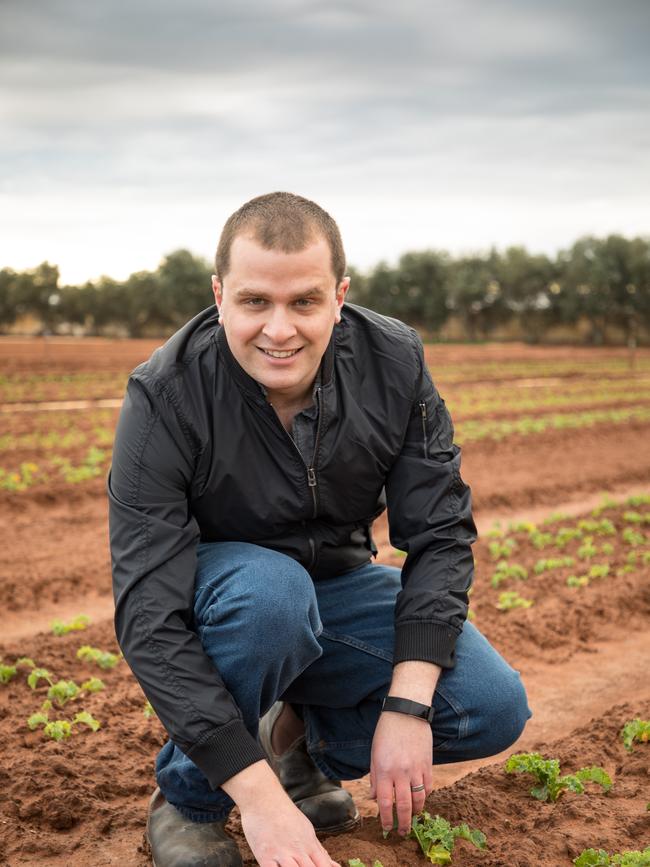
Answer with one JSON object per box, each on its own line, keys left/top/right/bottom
{"left": 108, "top": 192, "right": 530, "bottom": 867}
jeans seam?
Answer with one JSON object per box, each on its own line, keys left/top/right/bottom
{"left": 319, "top": 628, "right": 393, "bottom": 663}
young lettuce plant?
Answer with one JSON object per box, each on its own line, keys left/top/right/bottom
{"left": 408, "top": 812, "right": 487, "bottom": 864}
{"left": 1, "top": 656, "right": 37, "bottom": 685}
{"left": 51, "top": 614, "right": 90, "bottom": 635}
{"left": 574, "top": 847, "right": 650, "bottom": 866}
{"left": 76, "top": 645, "right": 121, "bottom": 669}
{"left": 496, "top": 591, "right": 533, "bottom": 611}
{"left": 28, "top": 699, "right": 100, "bottom": 741}
{"left": 620, "top": 719, "right": 650, "bottom": 752}
{"left": 505, "top": 753, "right": 611, "bottom": 802}
{"left": 348, "top": 860, "right": 384, "bottom": 867}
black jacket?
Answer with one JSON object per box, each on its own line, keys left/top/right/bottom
{"left": 108, "top": 303, "right": 476, "bottom": 790}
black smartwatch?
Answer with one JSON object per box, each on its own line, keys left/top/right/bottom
{"left": 381, "top": 695, "right": 434, "bottom": 724}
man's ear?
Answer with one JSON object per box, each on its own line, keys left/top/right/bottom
{"left": 211, "top": 275, "right": 223, "bottom": 312}
{"left": 334, "top": 276, "right": 351, "bottom": 323}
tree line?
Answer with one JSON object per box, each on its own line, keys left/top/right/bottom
{"left": 1, "top": 234, "right": 649, "bottom": 343}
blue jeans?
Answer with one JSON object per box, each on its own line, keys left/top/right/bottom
{"left": 156, "top": 542, "right": 531, "bottom": 821}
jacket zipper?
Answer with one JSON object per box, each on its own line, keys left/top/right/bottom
{"left": 267, "top": 386, "right": 323, "bottom": 568}
{"left": 419, "top": 400, "right": 428, "bottom": 459}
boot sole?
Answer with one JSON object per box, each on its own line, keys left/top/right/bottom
{"left": 313, "top": 808, "right": 362, "bottom": 838}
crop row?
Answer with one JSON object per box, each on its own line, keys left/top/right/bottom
{"left": 0, "top": 371, "right": 129, "bottom": 403}
{"left": 0, "top": 447, "right": 110, "bottom": 490}
{"left": 445, "top": 382, "right": 650, "bottom": 419}
{"left": 455, "top": 406, "right": 650, "bottom": 443}
{"left": 426, "top": 357, "right": 650, "bottom": 384}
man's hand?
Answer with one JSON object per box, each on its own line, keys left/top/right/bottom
{"left": 223, "top": 760, "right": 339, "bottom": 867}
{"left": 370, "top": 659, "right": 440, "bottom": 835}
{"left": 369, "top": 711, "right": 433, "bottom": 836}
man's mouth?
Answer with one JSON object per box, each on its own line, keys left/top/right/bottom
{"left": 259, "top": 348, "right": 302, "bottom": 358}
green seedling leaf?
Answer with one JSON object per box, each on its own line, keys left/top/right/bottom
{"left": 76, "top": 645, "right": 120, "bottom": 669}
{"left": 409, "top": 812, "right": 486, "bottom": 864}
{"left": 81, "top": 677, "right": 105, "bottom": 693}
{"left": 620, "top": 719, "right": 650, "bottom": 752}
{"left": 27, "top": 711, "right": 49, "bottom": 730}
{"left": 505, "top": 752, "right": 611, "bottom": 802}
{"left": 27, "top": 667, "right": 54, "bottom": 689}
{"left": 72, "top": 711, "right": 100, "bottom": 732}
{"left": 0, "top": 662, "right": 17, "bottom": 684}
{"left": 51, "top": 614, "right": 91, "bottom": 636}
{"left": 348, "top": 861, "right": 384, "bottom": 867}
{"left": 574, "top": 847, "right": 650, "bottom": 866}
{"left": 47, "top": 679, "right": 80, "bottom": 706}
{"left": 143, "top": 700, "right": 157, "bottom": 719}
{"left": 497, "top": 591, "right": 533, "bottom": 611}
{"left": 43, "top": 720, "right": 73, "bottom": 741}
{"left": 15, "top": 657, "right": 36, "bottom": 669}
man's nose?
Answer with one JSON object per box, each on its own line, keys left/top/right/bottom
{"left": 262, "top": 307, "right": 298, "bottom": 344}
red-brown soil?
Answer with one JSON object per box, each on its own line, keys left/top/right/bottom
{"left": 1, "top": 338, "right": 650, "bottom": 866}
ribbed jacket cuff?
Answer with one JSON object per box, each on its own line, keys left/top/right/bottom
{"left": 187, "top": 719, "right": 268, "bottom": 790}
{"left": 394, "top": 621, "right": 459, "bottom": 669}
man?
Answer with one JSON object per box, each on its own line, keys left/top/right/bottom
{"left": 108, "top": 192, "right": 530, "bottom": 867}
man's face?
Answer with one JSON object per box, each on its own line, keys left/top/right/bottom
{"left": 212, "top": 233, "right": 349, "bottom": 405}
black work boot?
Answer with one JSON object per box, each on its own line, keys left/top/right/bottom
{"left": 258, "top": 702, "right": 361, "bottom": 835}
{"left": 146, "top": 787, "right": 243, "bottom": 867}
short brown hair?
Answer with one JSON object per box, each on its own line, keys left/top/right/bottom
{"left": 215, "top": 192, "right": 346, "bottom": 284}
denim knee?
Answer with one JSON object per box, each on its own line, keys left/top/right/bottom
{"left": 194, "top": 543, "right": 323, "bottom": 655}
{"left": 480, "top": 667, "right": 531, "bottom": 756}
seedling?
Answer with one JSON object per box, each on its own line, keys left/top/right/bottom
{"left": 81, "top": 676, "right": 105, "bottom": 692}
{"left": 497, "top": 591, "right": 533, "bottom": 611}
{"left": 574, "top": 847, "right": 650, "bottom": 866}
{"left": 47, "top": 679, "right": 81, "bottom": 706}
{"left": 490, "top": 561, "right": 528, "bottom": 588}
{"left": 623, "top": 527, "right": 646, "bottom": 547}
{"left": 488, "top": 538, "right": 517, "bottom": 560}
{"left": 28, "top": 702, "right": 101, "bottom": 741}
{"left": 623, "top": 511, "right": 650, "bottom": 525}
{"left": 505, "top": 753, "right": 611, "bottom": 802}
{"left": 76, "top": 645, "right": 121, "bottom": 669}
{"left": 555, "top": 527, "right": 583, "bottom": 548}
{"left": 620, "top": 719, "right": 650, "bottom": 752}
{"left": 409, "top": 812, "right": 486, "bottom": 864}
{"left": 0, "top": 661, "right": 17, "bottom": 684}
{"left": 534, "top": 556, "right": 575, "bottom": 575}
{"left": 567, "top": 575, "right": 590, "bottom": 588}
{"left": 51, "top": 614, "right": 91, "bottom": 635}
{"left": 348, "top": 860, "right": 384, "bottom": 867}
{"left": 143, "top": 700, "right": 157, "bottom": 719}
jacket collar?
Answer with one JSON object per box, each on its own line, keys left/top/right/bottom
{"left": 216, "top": 322, "right": 335, "bottom": 401}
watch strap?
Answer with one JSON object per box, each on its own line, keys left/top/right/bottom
{"left": 381, "top": 695, "right": 434, "bottom": 724}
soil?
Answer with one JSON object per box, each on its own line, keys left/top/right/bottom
{"left": 1, "top": 338, "right": 649, "bottom": 866}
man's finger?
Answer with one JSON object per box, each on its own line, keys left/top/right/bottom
{"left": 375, "top": 776, "right": 395, "bottom": 832}
{"left": 394, "top": 778, "right": 413, "bottom": 836}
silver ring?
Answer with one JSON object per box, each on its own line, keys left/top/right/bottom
{"left": 410, "top": 784, "right": 426, "bottom": 792}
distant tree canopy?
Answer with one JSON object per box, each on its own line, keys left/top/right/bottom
{"left": 2, "top": 234, "right": 649, "bottom": 344}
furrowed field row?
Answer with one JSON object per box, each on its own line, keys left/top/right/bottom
{"left": 428, "top": 358, "right": 650, "bottom": 383}
{"left": 446, "top": 387, "right": 650, "bottom": 419}
{"left": 454, "top": 405, "right": 650, "bottom": 443}
{"left": 0, "top": 372, "right": 129, "bottom": 403}
{"left": 0, "top": 448, "right": 111, "bottom": 491}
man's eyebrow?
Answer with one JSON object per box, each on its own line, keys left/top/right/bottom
{"left": 234, "top": 286, "right": 328, "bottom": 298}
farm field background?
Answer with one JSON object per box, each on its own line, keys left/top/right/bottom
{"left": 1, "top": 336, "right": 649, "bottom": 866}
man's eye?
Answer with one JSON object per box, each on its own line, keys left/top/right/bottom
{"left": 295, "top": 299, "right": 314, "bottom": 307}
{"left": 245, "top": 298, "right": 266, "bottom": 306}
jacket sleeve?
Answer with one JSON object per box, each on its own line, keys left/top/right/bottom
{"left": 384, "top": 332, "right": 477, "bottom": 669}
{"left": 108, "top": 375, "right": 267, "bottom": 789}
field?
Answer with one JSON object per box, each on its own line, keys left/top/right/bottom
{"left": 1, "top": 336, "right": 649, "bottom": 866}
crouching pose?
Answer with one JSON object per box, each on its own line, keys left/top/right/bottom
{"left": 108, "top": 192, "right": 530, "bottom": 867}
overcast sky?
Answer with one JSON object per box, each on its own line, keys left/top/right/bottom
{"left": 1, "top": 0, "right": 649, "bottom": 284}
